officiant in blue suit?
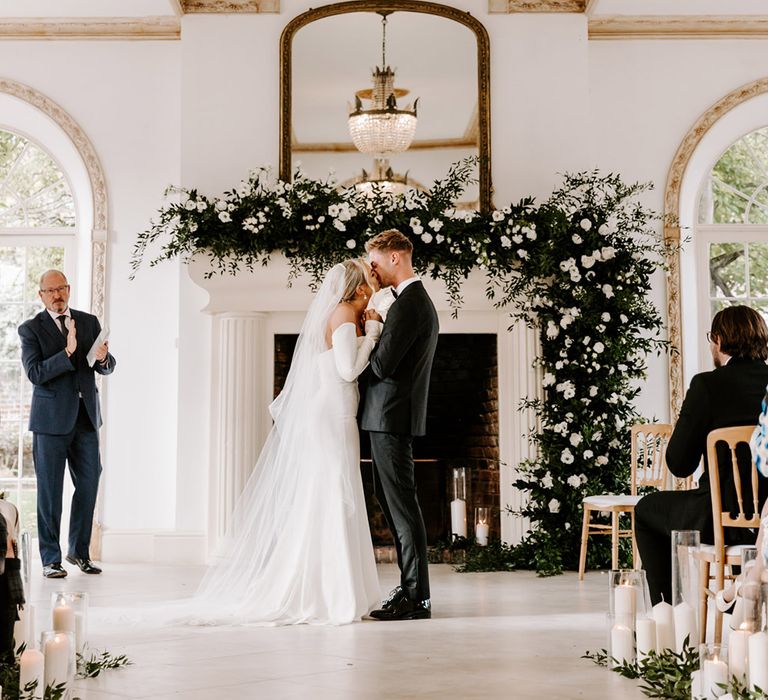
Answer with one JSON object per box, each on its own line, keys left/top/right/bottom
{"left": 18, "top": 270, "right": 115, "bottom": 579}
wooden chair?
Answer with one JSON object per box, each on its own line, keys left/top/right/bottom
{"left": 695, "top": 425, "right": 762, "bottom": 644}
{"left": 578, "top": 423, "right": 673, "bottom": 580}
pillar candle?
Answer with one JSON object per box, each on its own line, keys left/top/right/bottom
{"left": 749, "top": 631, "right": 768, "bottom": 692}
{"left": 475, "top": 522, "right": 489, "bottom": 546}
{"left": 703, "top": 657, "right": 728, "bottom": 700}
{"left": 610, "top": 623, "right": 633, "bottom": 666}
{"left": 636, "top": 617, "right": 656, "bottom": 663}
{"left": 674, "top": 601, "right": 696, "bottom": 653}
{"left": 615, "top": 584, "right": 636, "bottom": 629}
{"left": 728, "top": 629, "right": 750, "bottom": 682}
{"left": 74, "top": 612, "right": 85, "bottom": 653}
{"left": 691, "top": 669, "right": 702, "bottom": 700}
{"left": 14, "top": 604, "right": 34, "bottom": 651}
{"left": 450, "top": 499, "right": 467, "bottom": 538}
{"left": 653, "top": 601, "right": 676, "bottom": 652}
{"left": 19, "top": 648, "right": 44, "bottom": 700}
{"left": 43, "top": 633, "right": 70, "bottom": 690}
{"left": 52, "top": 603, "right": 75, "bottom": 634}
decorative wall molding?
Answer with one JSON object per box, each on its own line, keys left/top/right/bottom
{"left": 292, "top": 136, "right": 478, "bottom": 153}
{"left": 663, "top": 77, "right": 768, "bottom": 420}
{"left": 181, "top": 0, "right": 279, "bottom": 12}
{"left": 590, "top": 16, "right": 768, "bottom": 40}
{"left": 0, "top": 17, "right": 180, "bottom": 40}
{"left": 489, "top": 0, "right": 585, "bottom": 13}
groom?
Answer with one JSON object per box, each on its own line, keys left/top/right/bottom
{"left": 362, "top": 229, "right": 439, "bottom": 621}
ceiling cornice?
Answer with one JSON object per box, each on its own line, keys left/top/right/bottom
{"left": 0, "top": 17, "right": 180, "bottom": 40}
{"left": 489, "top": 0, "right": 585, "bottom": 13}
{"left": 181, "top": 0, "right": 279, "bottom": 12}
{"left": 589, "top": 15, "right": 768, "bottom": 40}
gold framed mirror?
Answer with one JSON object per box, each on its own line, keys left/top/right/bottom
{"left": 280, "top": 0, "right": 491, "bottom": 212}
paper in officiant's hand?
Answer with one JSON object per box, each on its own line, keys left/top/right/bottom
{"left": 87, "top": 327, "right": 109, "bottom": 367}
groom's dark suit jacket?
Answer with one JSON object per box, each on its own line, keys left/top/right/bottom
{"left": 361, "top": 281, "right": 438, "bottom": 436}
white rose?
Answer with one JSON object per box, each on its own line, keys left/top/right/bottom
{"left": 580, "top": 218, "right": 592, "bottom": 231}
{"left": 429, "top": 218, "right": 444, "bottom": 231}
{"left": 572, "top": 234, "right": 583, "bottom": 244}
{"left": 215, "top": 200, "right": 227, "bottom": 211}
{"left": 197, "top": 201, "right": 207, "bottom": 212}
{"left": 500, "top": 235, "right": 512, "bottom": 248}
{"left": 317, "top": 215, "right": 326, "bottom": 223}
{"left": 620, "top": 314, "right": 628, "bottom": 323}
{"left": 561, "top": 449, "right": 574, "bottom": 465}
{"left": 598, "top": 223, "right": 609, "bottom": 235}
{"left": 601, "top": 313, "right": 610, "bottom": 322}
{"left": 334, "top": 219, "right": 346, "bottom": 231}
{"left": 593, "top": 342, "right": 605, "bottom": 353}
{"left": 589, "top": 386, "right": 598, "bottom": 397}
{"left": 569, "top": 433, "right": 582, "bottom": 447}
{"left": 548, "top": 499, "right": 560, "bottom": 514}
{"left": 596, "top": 456, "right": 609, "bottom": 466}
{"left": 184, "top": 200, "right": 196, "bottom": 210}
{"left": 435, "top": 234, "right": 444, "bottom": 244}
{"left": 512, "top": 234, "right": 523, "bottom": 244}
{"left": 602, "top": 284, "right": 614, "bottom": 298}
{"left": 328, "top": 204, "right": 339, "bottom": 217}
{"left": 601, "top": 246, "right": 616, "bottom": 260}
{"left": 546, "top": 321, "right": 559, "bottom": 339}
{"left": 346, "top": 239, "right": 356, "bottom": 249}
{"left": 581, "top": 255, "right": 595, "bottom": 269}
{"left": 567, "top": 475, "right": 581, "bottom": 488}
{"left": 541, "top": 473, "right": 554, "bottom": 489}
{"left": 218, "top": 211, "right": 231, "bottom": 223}
{"left": 560, "top": 314, "right": 574, "bottom": 329}
{"left": 526, "top": 229, "right": 537, "bottom": 240}
{"left": 517, "top": 249, "right": 529, "bottom": 259}
{"left": 421, "top": 232, "right": 433, "bottom": 244}
{"left": 542, "top": 372, "right": 556, "bottom": 387}
{"left": 583, "top": 449, "right": 594, "bottom": 459}
{"left": 492, "top": 210, "right": 505, "bottom": 222}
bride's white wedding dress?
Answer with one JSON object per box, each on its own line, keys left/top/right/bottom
{"left": 181, "top": 267, "right": 381, "bottom": 626}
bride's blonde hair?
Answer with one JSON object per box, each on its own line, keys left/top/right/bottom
{"left": 340, "top": 258, "right": 369, "bottom": 303}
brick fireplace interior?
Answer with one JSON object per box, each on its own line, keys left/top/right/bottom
{"left": 274, "top": 333, "right": 500, "bottom": 548}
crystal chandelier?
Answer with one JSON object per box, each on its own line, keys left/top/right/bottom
{"left": 353, "top": 158, "right": 413, "bottom": 196}
{"left": 348, "top": 12, "right": 418, "bottom": 157}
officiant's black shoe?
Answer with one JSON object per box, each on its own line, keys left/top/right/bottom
{"left": 370, "top": 597, "right": 431, "bottom": 621}
{"left": 43, "top": 563, "right": 67, "bottom": 578}
{"left": 65, "top": 555, "right": 102, "bottom": 574}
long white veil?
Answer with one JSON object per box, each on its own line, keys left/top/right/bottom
{"left": 184, "top": 263, "right": 349, "bottom": 623}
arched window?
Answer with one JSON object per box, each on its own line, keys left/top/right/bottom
{"left": 696, "top": 127, "right": 768, "bottom": 365}
{"left": 0, "top": 127, "right": 76, "bottom": 534}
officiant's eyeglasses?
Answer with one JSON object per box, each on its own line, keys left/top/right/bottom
{"left": 706, "top": 331, "right": 715, "bottom": 343}
{"left": 40, "top": 285, "right": 69, "bottom": 295}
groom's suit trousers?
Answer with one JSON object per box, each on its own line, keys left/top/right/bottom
{"left": 370, "top": 431, "right": 430, "bottom": 601}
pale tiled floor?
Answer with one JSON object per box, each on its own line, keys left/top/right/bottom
{"left": 27, "top": 563, "right": 646, "bottom": 700}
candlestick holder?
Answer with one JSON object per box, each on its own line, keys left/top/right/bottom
{"left": 671, "top": 530, "right": 700, "bottom": 652}
{"left": 51, "top": 591, "right": 88, "bottom": 654}
{"left": 699, "top": 643, "right": 727, "bottom": 700}
{"left": 450, "top": 468, "right": 467, "bottom": 539}
{"left": 40, "top": 630, "right": 75, "bottom": 698}
{"left": 475, "top": 507, "right": 490, "bottom": 546}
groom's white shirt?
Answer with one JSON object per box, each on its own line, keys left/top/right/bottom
{"left": 395, "top": 276, "right": 420, "bottom": 296}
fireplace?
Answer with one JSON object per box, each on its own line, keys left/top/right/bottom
{"left": 274, "top": 333, "right": 499, "bottom": 554}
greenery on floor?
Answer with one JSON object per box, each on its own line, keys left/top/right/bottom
{"left": 584, "top": 643, "right": 768, "bottom": 699}
{"left": 135, "top": 159, "right": 672, "bottom": 576}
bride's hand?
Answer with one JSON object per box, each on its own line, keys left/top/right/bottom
{"left": 363, "top": 309, "right": 382, "bottom": 324}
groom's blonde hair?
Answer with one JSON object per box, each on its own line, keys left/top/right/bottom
{"left": 365, "top": 229, "right": 413, "bottom": 255}
{"left": 340, "top": 259, "right": 368, "bottom": 303}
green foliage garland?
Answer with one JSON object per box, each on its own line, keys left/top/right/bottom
{"left": 132, "top": 159, "right": 672, "bottom": 576}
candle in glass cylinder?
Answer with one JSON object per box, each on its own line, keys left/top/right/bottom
{"left": 450, "top": 499, "right": 467, "bottom": 538}
{"left": 615, "top": 584, "right": 636, "bottom": 628}
{"left": 749, "top": 631, "right": 768, "bottom": 692}
{"left": 636, "top": 617, "right": 656, "bottom": 663}
{"left": 74, "top": 612, "right": 85, "bottom": 653}
{"left": 610, "top": 623, "right": 633, "bottom": 666}
{"left": 19, "top": 648, "right": 44, "bottom": 700}
{"left": 690, "top": 669, "right": 702, "bottom": 700}
{"left": 653, "top": 601, "right": 675, "bottom": 652}
{"left": 52, "top": 603, "right": 75, "bottom": 634}
{"left": 14, "top": 604, "right": 34, "bottom": 650}
{"left": 475, "top": 522, "right": 489, "bottom": 546}
{"left": 729, "top": 628, "right": 750, "bottom": 682}
{"left": 703, "top": 656, "right": 728, "bottom": 700}
{"left": 674, "top": 601, "right": 696, "bottom": 652}
{"left": 43, "top": 633, "right": 70, "bottom": 690}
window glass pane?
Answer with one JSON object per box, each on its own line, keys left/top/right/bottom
{"left": 748, "top": 243, "right": 768, "bottom": 298}
{"left": 0, "top": 364, "right": 20, "bottom": 479}
{"left": 19, "top": 485, "right": 37, "bottom": 536}
{"left": 0, "top": 247, "right": 24, "bottom": 302}
{"left": 0, "top": 129, "right": 75, "bottom": 229}
{"left": 25, "top": 246, "right": 64, "bottom": 305}
{"left": 0, "top": 304, "right": 23, "bottom": 362}
{"left": 746, "top": 187, "right": 768, "bottom": 225}
{"left": 710, "top": 242, "right": 747, "bottom": 298}
{"left": 21, "top": 431, "right": 34, "bottom": 479}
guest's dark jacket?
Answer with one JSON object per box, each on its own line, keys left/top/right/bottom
{"left": 361, "top": 281, "right": 438, "bottom": 436}
{"left": 666, "top": 357, "right": 768, "bottom": 542}
{"left": 18, "top": 309, "right": 115, "bottom": 435}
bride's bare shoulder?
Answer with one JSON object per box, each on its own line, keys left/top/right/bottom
{"left": 328, "top": 304, "right": 357, "bottom": 332}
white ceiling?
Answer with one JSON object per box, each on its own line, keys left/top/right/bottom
{"left": 292, "top": 11, "right": 477, "bottom": 144}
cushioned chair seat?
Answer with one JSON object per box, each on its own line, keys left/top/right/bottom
{"left": 583, "top": 495, "right": 642, "bottom": 508}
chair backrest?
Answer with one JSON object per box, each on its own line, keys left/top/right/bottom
{"left": 706, "top": 425, "right": 761, "bottom": 551}
{"left": 630, "top": 423, "right": 673, "bottom": 495}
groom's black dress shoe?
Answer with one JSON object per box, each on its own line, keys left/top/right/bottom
{"left": 43, "top": 563, "right": 67, "bottom": 578}
{"left": 65, "top": 555, "right": 102, "bottom": 574}
{"left": 380, "top": 585, "right": 406, "bottom": 610}
{"left": 370, "top": 597, "right": 431, "bottom": 621}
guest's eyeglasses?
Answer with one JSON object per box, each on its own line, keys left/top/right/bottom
{"left": 706, "top": 331, "right": 715, "bottom": 343}
{"left": 40, "top": 285, "right": 69, "bottom": 295}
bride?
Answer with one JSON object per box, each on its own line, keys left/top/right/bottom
{"left": 187, "top": 258, "right": 384, "bottom": 625}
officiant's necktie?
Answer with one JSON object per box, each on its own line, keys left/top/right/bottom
{"left": 391, "top": 288, "right": 398, "bottom": 299}
{"left": 57, "top": 315, "right": 67, "bottom": 336}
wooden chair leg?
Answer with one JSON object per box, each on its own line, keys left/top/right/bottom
{"left": 611, "top": 510, "right": 619, "bottom": 570}
{"left": 714, "top": 561, "right": 725, "bottom": 645}
{"left": 579, "top": 505, "right": 590, "bottom": 581}
{"left": 631, "top": 510, "right": 639, "bottom": 569}
{"left": 699, "top": 559, "right": 709, "bottom": 644}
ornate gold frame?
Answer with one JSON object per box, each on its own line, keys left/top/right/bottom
{"left": 663, "top": 76, "right": 768, "bottom": 420}
{"left": 279, "top": 0, "right": 492, "bottom": 213}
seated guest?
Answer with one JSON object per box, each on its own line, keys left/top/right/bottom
{"left": 635, "top": 306, "right": 768, "bottom": 604}
{"left": 0, "top": 497, "right": 23, "bottom": 663}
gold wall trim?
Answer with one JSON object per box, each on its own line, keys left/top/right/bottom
{"left": 663, "top": 77, "right": 768, "bottom": 420}
{"left": 280, "top": 0, "right": 492, "bottom": 213}
{"left": 292, "top": 136, "right": 478, "bottom": 153}
{"left": 181, "top": 0, "right": 279, "bottom": 12}
{"left": 489, "top": 0, "right": 585, "bottom": 12}
{"left": 0, "top": 17, "right": 180, "bottom": 40}
{"left": 590, "top": 16, "right": 768, "bottom": 40}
